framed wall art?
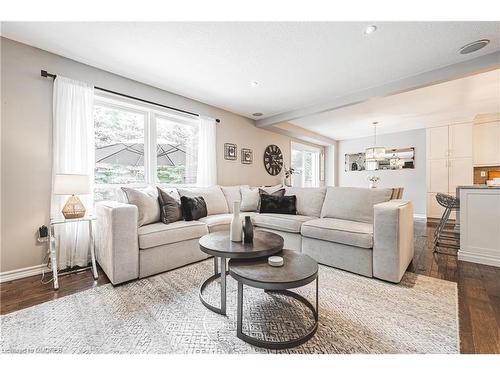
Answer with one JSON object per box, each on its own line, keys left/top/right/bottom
{"left": 241, "top": 148, "right": 253, "bottom": 164}
{"left": 224, "top": 143, "right": 237, "bottom": 160}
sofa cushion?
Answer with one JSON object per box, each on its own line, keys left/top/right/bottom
{"left": 220, "top": 185, "right": 249, "bottom": 213}
{"left": 320, "top": 187, "right": 392, "bottom": 223}
{"left": 285, "top": 187, "right": 326, "bottom": 217}
{"left": 301, "top": 218, "right": 373, "bottom": 249}
{"left": 177, "top": 186, "right": 229, "bottom": 215}
{"left": 121, "top": 186, "right": 160, "bottom": 227}
{"left": 198, "top": 212, "right": 259, "bottom": 233}
{"left": 253, "top": 213, "right": 315, "bottom": 233}
{"left": 137, "top": 221, "right": 208, "bottom": 249}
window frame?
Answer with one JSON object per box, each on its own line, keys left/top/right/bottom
{"left": 290, "top": 141, "right": 322, "bottom": 188}
{"left": 94, "top": 92, "right": 200, "bottom": 193}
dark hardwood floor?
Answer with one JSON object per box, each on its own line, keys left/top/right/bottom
{"left": 1, "top": 222, "right": 499, "bottom": 353}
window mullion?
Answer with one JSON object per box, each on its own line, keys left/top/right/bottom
{"left": 146, "top": 112, "right": 157, "bottom": 185}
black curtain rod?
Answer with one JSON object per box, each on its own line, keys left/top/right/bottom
{"left": 41, "top": 70, "right": 220, "bottom": 123}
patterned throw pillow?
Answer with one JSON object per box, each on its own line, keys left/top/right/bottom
{"left": 157, "top": 187, "right": 183, "bottom": 224}
{"left": 180, "top": 196, "right": 208, "bottom": 221}
{"left": 259, "top": 195, "right": 297, "bottom": 215}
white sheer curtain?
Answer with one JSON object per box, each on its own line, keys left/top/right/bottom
{"left": 196, "top": 116, "right": 217, "bottom": 186}
{"left": 51, "top": 76, "right": 95, "bottom": 268}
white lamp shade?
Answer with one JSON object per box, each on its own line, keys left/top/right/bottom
{"left": 365, "top": 147, "right": 386, "bottom": 161}
{"left": 53, "top": 174, "right": 90, "bottom": 195}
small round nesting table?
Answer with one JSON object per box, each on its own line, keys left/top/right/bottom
{"left": 229, "top": 249, "right": 319, "bottom": 349}
{"left": 198, "top": 230, "right": 283, "bottom": 315}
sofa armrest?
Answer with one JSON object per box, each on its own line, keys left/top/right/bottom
{"left": 95, "top": 201, "right": 139, "bottom": 285}
{"left": 373, "top": 199, "right": 414, "bottom": 283}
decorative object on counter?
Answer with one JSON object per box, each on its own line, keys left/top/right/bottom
{"left": 53, "top": 173, "right": 90, "bottom": 219}
{"left": 243, "top": 216, "right": 254, "bottom": 243}
{"left": 268, "top": 255, "right": 284, "bottom": 267}
{"left": 367, "top": 175, "right": 380, "bottom": 188}
{"left": 263, "top": 144, "right": 283, "bottom": 176}
{"left": 241, "top": 148, "right": 253, "bottom": 164}
{"left": 345, "top": 148, "right": 415, "bottom": 172}
{"left": 224, "top": 143, "right": 237, "bottom": 160}
{"left": 365, "top": 122, "right": 386, "bottom": 161}
{"left": 230, "top": 201, "right": 243, "bottom": 242}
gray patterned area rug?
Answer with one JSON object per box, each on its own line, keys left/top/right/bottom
{"left": 0, "top": 260, "right": 458, "bottom": 354}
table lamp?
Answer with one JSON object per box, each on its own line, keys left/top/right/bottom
{"left": 54, "top": 173, "right": 90, "bottom": 219}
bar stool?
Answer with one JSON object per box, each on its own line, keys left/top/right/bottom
{"left": 433, "top": 193, "right": 460, "bottom": 254}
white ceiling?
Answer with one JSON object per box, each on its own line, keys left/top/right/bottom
{"left": 1, "top": 22, "right": 499, "bottom": 122}
{"left": 290, "top": 69, "right": 500, "bottom": 140}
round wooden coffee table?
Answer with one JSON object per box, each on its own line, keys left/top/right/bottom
{"left": 198, "top": 230, "right": 283, "bottom": 315}
{"left": 229, "top": 249, "right": 319, "bottom": 349}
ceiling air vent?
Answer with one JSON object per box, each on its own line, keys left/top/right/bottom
{"left": 459, "top": 39, "right": 490, "bottom": 54}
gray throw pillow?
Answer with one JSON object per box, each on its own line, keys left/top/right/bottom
{"left": 121, "top": 186, "right": 160, "bottom": 227}
{"left": 157, "top": 187, "right": 183, "bottom": 224}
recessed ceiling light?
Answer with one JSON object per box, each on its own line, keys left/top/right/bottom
{"left": 251, "top": 81, "right": 259, "bottom": 87}
{"left": 252, "top": 113, "right": 263, "bottom": 117}
{"left": 364, "top": 25, "right": 377, "bottom": 35}
{"left": 459, "top": 39, "right": 490, "bottom": 54}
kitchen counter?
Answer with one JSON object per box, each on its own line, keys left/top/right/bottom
{"left": 458, "top": 186, "right": 500, "bottom": 267}
{"left": 457, "top": 184, "right": 500, "bottom": 189}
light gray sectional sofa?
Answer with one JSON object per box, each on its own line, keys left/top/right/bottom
{"left": 95, "top": 185, "right": 414, "bottom": 285}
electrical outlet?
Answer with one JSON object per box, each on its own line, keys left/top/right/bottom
{"left": 480, "top": 171, "right": 486, "bottom": 177}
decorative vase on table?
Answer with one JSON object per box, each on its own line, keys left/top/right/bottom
{"left": 367, "top": 175, "right": 380, "bottom": 189}
{"left": 230, "top": 201, "right": 243, "bottom": 242}
{"left": 243, "top": 216, "right": 254, "bottom": 243}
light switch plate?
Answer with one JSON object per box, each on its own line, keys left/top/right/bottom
{"left": 480, "top": 171, "right": 486, "bottom": 177}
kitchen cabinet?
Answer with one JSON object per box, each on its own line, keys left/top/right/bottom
{"left": 426, "top": 123, "right": 473, "bottom": 219}
{"left": 473, "top": 121, "right": 500, "bottom": 166}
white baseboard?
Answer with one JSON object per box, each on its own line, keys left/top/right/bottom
{"left": 458, "top": 251, "right": 500, "bottom": 267}
{"left": 0, "top": 264, "right": 49, "bottom": 283}
{"left": 413, "top": 214, "right": 427, "bottom": 222}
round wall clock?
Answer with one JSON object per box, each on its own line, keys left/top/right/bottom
{"left": 263, "top": 144, "right": 283, "bottom": 176}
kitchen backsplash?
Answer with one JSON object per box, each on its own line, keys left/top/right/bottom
{"left": 473, "top": 166, "right": 500, "bottom": 184}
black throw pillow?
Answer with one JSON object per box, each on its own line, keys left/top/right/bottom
{"left": 157, "top": 187, "right": 183, "bottom": 224}
{"left": 259, "top": 195, "right": 297, "bottom": 215}
{"left": 257, "top": 188, "right": 285, "bottom": 211}
{"left": 180, "top": 196, "right": 208, "bottom": 221}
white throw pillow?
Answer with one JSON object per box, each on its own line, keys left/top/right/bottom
{"left": 177, "top": 186, "right": 229, "bottom": 215}
{"left": 240, "top": 187, "right": 260, "bottom": 212}
{"left": 121, "top": 186, "right": 161, "bottom": 227}
{"left": 220, "top": 185, "right": 249, "bottom": 213}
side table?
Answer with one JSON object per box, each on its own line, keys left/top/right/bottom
{"left": 49, "top": 215, "right": 98, "bottom": 290}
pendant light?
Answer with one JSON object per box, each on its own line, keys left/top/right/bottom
{"left": 365, "top": 122, "right": 386, "bottom": 161}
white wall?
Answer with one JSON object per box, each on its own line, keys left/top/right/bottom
{"left": 0, "top": 37, "right": 303, "bottom": 273}
{"left": 337, "top": 128, "right": 426, "bottom": 216}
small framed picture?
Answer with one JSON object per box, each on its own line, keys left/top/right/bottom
{"left": 241, "top": 148, "right": 253, "bottom": 164}
{"left": 224, "top": 143, "right": 237, "bottom": 160}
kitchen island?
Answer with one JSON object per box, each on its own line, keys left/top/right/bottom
{"left": 458, "top": 185, "right": 500, "bottom": 267}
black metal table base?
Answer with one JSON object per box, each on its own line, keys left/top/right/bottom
{"left": 236, "top": 277, "right": 319, "bottom": 350}
{"left": 199, "top": 256, "right": 228, "bottom": 315}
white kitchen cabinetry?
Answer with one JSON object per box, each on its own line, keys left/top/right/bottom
{"left": 426, "top": 123, "right": 473, "bottom": 219}
{"left": 473, "top": 121, "right": 500, "bottom": 166}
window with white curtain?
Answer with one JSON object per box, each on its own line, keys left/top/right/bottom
{"left": 291, "top": 141, "right": 321, "bottom": 188}
{"left": 94, "top": 94, "right": 200, "bottom": 201}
